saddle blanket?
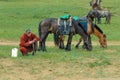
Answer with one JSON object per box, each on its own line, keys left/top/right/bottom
{"left": 73, "top": 16, "right": 88, "bottom": 32}
{"left": 59, "top": 20, "right": 70, "bottom": 35}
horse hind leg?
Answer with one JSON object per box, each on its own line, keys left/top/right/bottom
{"left": 38, "top": 41, "right": 42, "bottom": 51}
{"left": 38, "top": 33, "right": 48, "bottom": 51}
{"left": 59, "top": 35, "right": 65, "bottom": 49}
{"left": 75, "top": 37, "right": 83, "bottom": 49}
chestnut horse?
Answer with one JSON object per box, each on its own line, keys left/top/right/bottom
{"left": 38, "top": 18, "right": 92, "bottom": 51}
{"left": 55, "top": 16, "right": 107, "bottom": 49}
{"left": 75, "top": 16, "right": 107, "bottom": 48}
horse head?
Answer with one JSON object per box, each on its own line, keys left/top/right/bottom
{"left": 99, "top": 34, "right": 107, "bottom": 48}
{"left": 87, "top": 10, "right": 96, "bottom": 21}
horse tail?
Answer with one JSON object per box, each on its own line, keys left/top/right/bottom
{"left": 53, "top": 33, "right": 60, "bottom": 46}
{"left": 38, "top": 21, "right": 42, "bottom": 38}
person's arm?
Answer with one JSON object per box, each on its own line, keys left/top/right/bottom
{"left": 31, "top": 33, "right": 39, "bottom": 42}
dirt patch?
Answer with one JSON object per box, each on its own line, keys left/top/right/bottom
{"left": 0, "top": 39, "right": 120, "bottom": 46}
{"left": 0, "top": 58, "right": 120, "bottom": 80}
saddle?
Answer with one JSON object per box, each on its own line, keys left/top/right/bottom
{"left": 58, "top": 14, "right": 72, "bottom": 35}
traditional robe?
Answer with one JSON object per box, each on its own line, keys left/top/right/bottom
{"left": 19, "top": 33, "right": 39, "bottom": 55}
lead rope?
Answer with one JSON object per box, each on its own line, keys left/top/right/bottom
{"left": 64, "top": 21, "right": 66, "bottom": 31}
{"left": 58, "top": 18, "right": 60, "bottom": 26}
{"left": 69, "top": 17, "right": 72, "bottom": 26}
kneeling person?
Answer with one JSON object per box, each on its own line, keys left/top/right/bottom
{"left": 19, "top": 29, "right": 39, "bottom": 56}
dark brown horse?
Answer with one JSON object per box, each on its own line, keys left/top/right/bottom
{"left": 38, "top": 18, "right": 92, "bottom": 51}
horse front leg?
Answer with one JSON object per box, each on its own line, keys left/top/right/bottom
{"left": 65, "top": 33, "right": 73, "bottom": 51}
{"left": 83, "top": 35, "right": 92, "bottom": 51}
{"left": 75, "top": 37, "right": 83, "bottom": 48}
{"left": 98, "top": 17, "right": 101, "bottom": 24}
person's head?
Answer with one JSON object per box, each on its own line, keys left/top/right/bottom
{"left": 25, "top": 29, "right": 31, "bottom": 37}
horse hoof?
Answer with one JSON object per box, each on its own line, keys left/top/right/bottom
{"left": 59, "top": 47, "right": 64, "bottom": 49}
{"left": 32, "top": 53, "right": 35, "bottom": 56}
{"left": 82, "top": 45, "right": 87, "bottom": 49}
{"left": 65, "top": 49, "right": 71, "bottom": 51}
{"left": 75, "top": 45, "right": 79, "bottom": 49}
{"left": 65, "top": 48, "right": 71, "bottom": 51}
{"left": 38, "top": 48, "right": 41, "bottom": 51}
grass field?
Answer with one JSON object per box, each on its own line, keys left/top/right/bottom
{"left": 0, "top": 0, "right": 120, "bottom": 80}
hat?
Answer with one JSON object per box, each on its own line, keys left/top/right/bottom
{"left": 25, "top": 28, "right": 31, "bottom": 33}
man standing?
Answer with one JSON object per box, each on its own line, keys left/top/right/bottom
{"left": 19, "top": 29, "right": 39, "bottom": 56}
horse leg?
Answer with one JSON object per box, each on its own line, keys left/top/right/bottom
{"left": 38, "top": 33, "right": 48, "bottom": 51}
{"left": 38, "top": 41, "right": 42, "bottom": 51}
{"left": 106, "top": 16, "right": 110, "bottom": 24}
{"left": 83, "top": 35, "right": 92, "bottom": 51}
{"left": 42, "top": 33, "right": 49, "bottom": 51}
{"left": 75, "top": 37, "right": 83, "bottom": 48}
{"left": 59, "top": 35, "right": 65, "bottom": 49}
{"left": 65, "top": 33, "right": 73, "bottom": 51}
{"left": 98, "top": 17, "right": 101, "bottom": 24}
{"left": 42, "top": 40, "right": 46, "bottom": 51}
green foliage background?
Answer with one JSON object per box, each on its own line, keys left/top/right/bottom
{"left": 0, "top": 0, "right": 120, "bottom": 41}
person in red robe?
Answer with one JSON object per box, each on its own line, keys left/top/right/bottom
{"left": 19, "top": 29, "right": 39, "bottom": 56}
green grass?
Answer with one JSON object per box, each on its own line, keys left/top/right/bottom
{"left": 0, "top": 45, "right": 120, "bottom": 79}
{"left": 0, "top": 0, "right": 120, "bottom": 41}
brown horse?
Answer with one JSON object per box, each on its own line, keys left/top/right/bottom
{"left": 38, "top": 18, "right": 92, "bottom": 51}
{"left": 90, "top": 0, "right": 102, "bottom": 10}
{"left": 75, "top": 16, "right": 107, "bottom": 48}
{"left": 56, "top": 16, "right": 107, "bottom": 49}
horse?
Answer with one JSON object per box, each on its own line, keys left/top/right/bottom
{"left": 55, "top": 16, "right": 107, "bottom": 49}
{"left": 38, "top": 18, "right": 92, "bottom": 51}
{"left": 75, "top": 19, "right": 107, "bottom": 48}
{"left": 87, "top": 9, "right": 111, "bottom": 24}
{"left": 90, "top": 0, "right": 102, "bottom": 10}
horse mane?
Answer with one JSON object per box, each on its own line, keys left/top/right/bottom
{"left": 94, "top": 24, "right": 103, "bottom": 33}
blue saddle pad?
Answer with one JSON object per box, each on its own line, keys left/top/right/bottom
{"left": 73, "top": 16, "right": 88, "bottom": 32}
{"left": 59, "top": 21, "right": 70, "bottom": 35}
{"left": 79, "top": 21, "right": 88, "bottom": 32}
